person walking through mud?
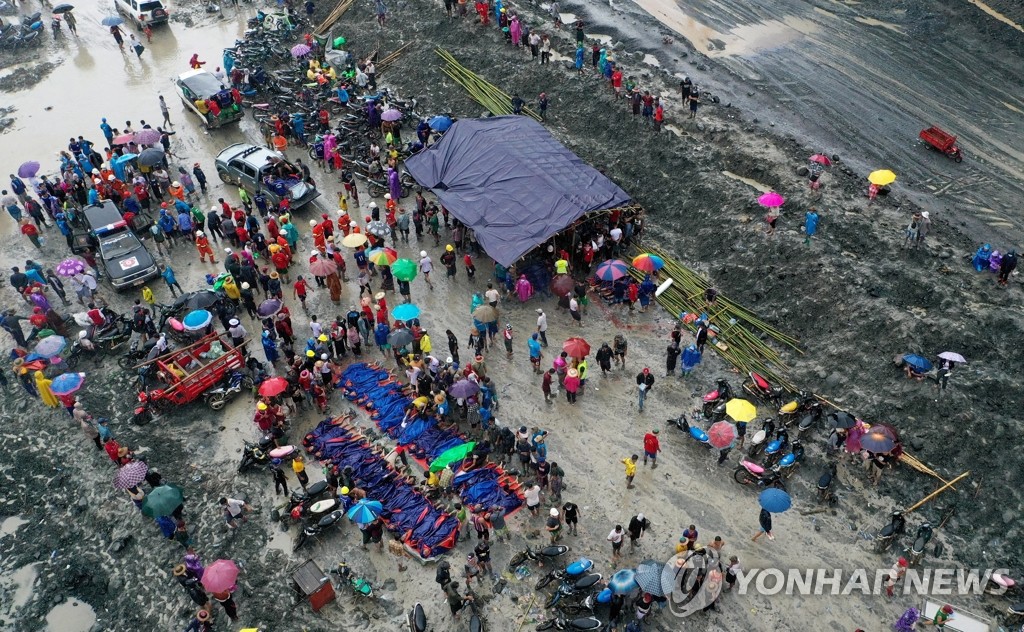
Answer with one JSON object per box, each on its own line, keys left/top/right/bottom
{"left": 752, "top": 508, "right": 774, "bottom": 542}
{"left": 635, "top": 368, "right": 654, "bottom": 412}
{"left": 110, "top": 24, "right": 126, "bottom": 49}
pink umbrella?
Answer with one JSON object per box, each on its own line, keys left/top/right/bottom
{"left": 708, "top": 421, "right": 737, "bottom": 449}
{"left": 112, "top": 132, "right": 135, "bottom": 145}
{"left": 201, "top": 559, "right": 239, "bottom": 593}
{"left": 381, "top": 109, "right": 402, "bottom": 122}
{"left": 809, "top": 154, "right": 832, "bottom": 166}
{"left": 757, "top": 192, "right": 785, "bottom": 208}
{"left": 134, "top": 128, "right": 162, "bottom": 145}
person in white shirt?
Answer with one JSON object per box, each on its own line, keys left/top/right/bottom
{"left": 220, "top": 497, "right": 250, "bottom": 529}
{"left": 535, "top": 309, "right": 548, "bottom": 346}
{"left": 419, "top": 251, "right": 434, "bottom": 289}
{"left": 607, "top": 525, "right": 624, "bottom": 561}
{"left": 484, "top": 283, "right": 500, "bottom": 307}
{"left": 609, "top": 225, "right": 623, "bottom": 256}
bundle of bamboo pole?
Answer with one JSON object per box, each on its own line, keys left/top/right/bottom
{"left": 435, "top": 48, "right": 541, "bottom": 121}
{"left": 631, "top": 244, "right": 801, "bottom": 388}
{"left": 377, "top": 43, "right": 411, "bottom": 75}
{"left": 314, "top": 0, "right": 355, "bottom": 37}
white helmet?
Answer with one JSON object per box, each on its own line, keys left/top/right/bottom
{"left": 384, "top": 193, "right": 391, "bottom": 200}
{"left": 211, "top": 205, "right": 219, "bottom": 212}
{"left": 549, "top": 508, "right": 559, "bottom": 517}
{"left": 368, "top": 202, "right": 377, "bottom": 208}
{"left": 196, "top": 230, "right": 204, "bottom": 237}
{"left": 420, "top": 251, "right": 427, "bottom": 258}
{"left": 309, "top": 219, "right": 317, "bottom": 226}
{"left": 78, "top": 330, "right": 88, "bottom": 339}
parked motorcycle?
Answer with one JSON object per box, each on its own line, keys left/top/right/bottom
{"left": 908, "top": 522, "right": 933, "bottom": 564}
{"left": 746, "top": 418, "right": 777, "bottom": 458}
{"left": 205, "top": 369, "right": 255, "bottom": 410}
{"left": 743, "top": 371, "right": 785, "bottom": 407}
{"left": 778, "top": 390, "right": 818, "bottom": 426}
{"left": 760, "top": 429, "right": 790, "bottom": 469}
{"left": 536, "top": 617, "right": 602, "bottom": 631}
{"left": 544, "top": 571, "right": 603, "bottom": 610}
{"left": 238, "top": 436, "right": 297, "bottom": 473}
{"left": 777, "top": 440, "right": 804, "bottom": 479}
{"left": 874, "top": 510, "right": 906, "bottom": 552}
{"left": 408, "top": 603, "right": 427, "bottom": 632}
{"left": 294, "top": 509, "right": 345, "bottom": 551}
{"left": 117, "top": 338, "right": 161, "bottom": 370}
{"left": 331, "top": 561, "right": 373, "bottom": 597}
{"left": 701, "top": 378, "right": 732, "bottom": 419}
{"left": 817, "top": 463, "right": 838, "bottom": 505}
{"left": 733, "top": 459, "right": 786, "bottom": 490}
{"left": 668, "top": 412, "right": 714, "bottom": 449}
{"left": 795, "top": 401, "right": 826, "bottom": 436}
{"left": 507, "top": 545, "right": 571, "bottom": 570}
{"left": 535, "top": 558, "right": 593, "bottom": 590}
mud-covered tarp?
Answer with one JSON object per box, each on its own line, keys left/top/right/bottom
{"left": 404, "top": 116, "right": 631, "bottom": 267}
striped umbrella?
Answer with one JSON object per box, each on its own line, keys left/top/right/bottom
{"left": 595, "top": 259, "right": 629, "bottom": 281}
{"left": 113, "top": 460, "right": 149, "bottom": 490}
{"left": 631, "top": 253, "right": 665, "bottom": 273}
{"left": 367, "top": 247, "right": 398, "bottom": 266}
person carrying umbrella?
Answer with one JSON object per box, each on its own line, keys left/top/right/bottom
{"left": 752, "top": 507, "right": 774, "bottom": 542}
{"left": 110, "top": 24, "right": 126, "bottom": 49}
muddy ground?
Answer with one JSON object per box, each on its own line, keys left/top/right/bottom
{"left": 0, "top": 0, "right": 1022, "bottom": 630}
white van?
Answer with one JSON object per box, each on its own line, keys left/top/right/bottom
{"left": 113, "top": 0, "right": 170, "bottom": 29}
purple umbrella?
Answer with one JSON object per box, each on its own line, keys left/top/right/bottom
{"left": 113, "top": 460, "right": 149, "bottom": 490}
{"left": 56, "top": 258, "right": 86, "bottom": 276}
{"left": 290, "top": 43, "right": 311, "bottom": 58}
{"left": 50, "top": 371, "right": 85, "bottom": 396}
{"left": 257, "top": 298, "right": 283, "bottom": 318}
{"left": 381, "top": 109, "right": 402, "bottom": 122}
{"left": 449, "top": 379, "right": 480, "bottom": 399}
{"left": 134, "top": 128, "right": 162, "bottom": 145}
{"left": 18, "top": 161, "right": 40, "bottom": 178}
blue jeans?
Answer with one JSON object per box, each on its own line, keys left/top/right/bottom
{"left": 638, "top": 388, "right": 647, "bottom": 411}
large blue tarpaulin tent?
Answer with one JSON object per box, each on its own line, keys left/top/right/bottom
{"left": 404, "top": 116, "right": 631, "bottom": 267}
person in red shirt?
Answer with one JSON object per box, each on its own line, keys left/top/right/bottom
{"left": 276, "top": 235, "right": 293, "bottom": 262}
{"left": 627, "top": 280, "right": 639, "bottom": 311}
{"left": 271, "top": 248, "right": 290, "bottom": 282}
{"left": 293, "top": 275, "right": 311, "bottom": 309}
{"left": 207, "top": 99, "right": 221, "bottom": 118}
{"left": 643, "top": 429, "right": 661, "bottom": 468}
{"left": 318, "top": 214, "right": 334, "bottom": 239}
{"left": 653, "top": 100, "right": 664, "bottom": 132}
{"left": 611, "top": 68, "right": 623, "bottom": 98}
{"left": 20, "top": 221, "right": 41, "bottom": 250}
{"left": 133, "top": 183, "right": 150, "bottom": 210}
{"left": 375, "top": 306, "right": 387, "bottom": 326}
{"left": 464, "top": 253, "right": 476, "bottom": 279}
{"left": 266, "top": 216, "right": 279, "bottom": 241}
{"left": 234, "top": 224, "right": 249, "bottom": 245}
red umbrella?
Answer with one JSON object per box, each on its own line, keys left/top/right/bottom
{"left": 809, "top": 154, "right": 832, "bottom": 166}
{"left": 562, "top": 337, "right": 591, "bottom": 358}
{"left": 309, "top": 257, "right": 338, "bottom": 276}
{"left": 551, "top": 275, "right": 575, "bottom": 297}
{"left": 258, "top": 377, "right": 289, "bottom": 397}
{"left": 708, "top": 421, "right": 737, "bottom": 449}
{"left": 201, "top": 559, "right": 240, "bottom": 593}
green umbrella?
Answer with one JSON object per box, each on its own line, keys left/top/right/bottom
{"left": 429, "top": 442, "right": 476, "bottom": 472}
{"left": 141, "top": 484, "right": 185, "bottom": 518}
{"left": 392, "top": 259, "right": 417, "bottom": 282}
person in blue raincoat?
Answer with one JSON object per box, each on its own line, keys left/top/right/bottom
{"left": 223, "top": 50, "right": 234, "bottom": 74}
{"left": 374, "top": 321, "right": 391, "bottom": 354}
{"left": 638, "top": 276, "right": 656, "bottom": 312}
{"left": 972, "top": 244, "right": 992, "bottom": 271}
{"left": 87, "top": 186, "right": 100, "bottom": 206}
{"left": 177, "top": 208, "right": 193, "bottom": 236}
{"left": 100, "top": 118, "right": 114, "bottom": 146}
{"left": 292, "top": 113, "right": 306, "bottom": 145}
{"left": 281, "top": 217, "right": 299, "bottom": 248}
{"left": 804, "top": 208, "right": 819, "bottom": 245}
{"left": 261, "top": 330, "right": 279, "bottom": 364}
{"left": 158, "top": 209, "right": 178, "bottom": 246}
{"left": 575, "top": 46, "right": 584, "bottom": 74}
{"left": 681, "top": 344, "right": 702, "bottom": 377}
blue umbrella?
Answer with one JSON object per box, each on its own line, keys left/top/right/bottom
{"left": 34, "top": 335, "right": 67, "bottom": 358}
{"left": 758, "top": 488, "right": 792, "bottom": 513}
{"left": 50, "top": 371, "right": 86, "bottom": 396}
{"left": 902, "top": 354, "right": 932, "bottom": 372}
{"left": 101, "top": 15, "right": 124, "bottom": 26}
{"left": 391, "top": 303, "right": 421, "bottom": 322}
{"left": 182, "top": 310, "right": 213, "bottom": 331}
{"left": 429, "top": 115, "right": 453, "bottom": 132}
{"left": 609, "top": 569, "right": 639, "bottom": 595}
{"left": 346, "top": 499, "right": 383, "bottom": 524}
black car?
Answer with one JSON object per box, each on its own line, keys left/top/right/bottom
{"left": 82, "top": 202, "right": 159, "bottom": 290}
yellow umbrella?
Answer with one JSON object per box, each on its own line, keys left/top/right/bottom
{"left": 725, "top": 398, "right": 757, "bottom": 423}
{"left": 868, "top": 169, "right": 897, "bottom": 186}
{"left": 342, "top": 233, "right": 368, "bottom": 248}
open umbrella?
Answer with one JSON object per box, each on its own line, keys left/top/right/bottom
{"left": 290, "top": 43, "right": 312, "bottom": 58}
{"left": 258, "top": 376, "right": 289, "bottom": 397}
{"left": 112, "top": 460, "right": 149, "bottom": 490}
{"left": 631, "top": 253, "right": 665, "bottom": 273}
{"left": 137, "top": 147, "right": 165, "bottom": 168}
{"left": 182, "top": 310, "right": 213, "bottom": 332}
{"left": 758, "top": 191, "right": 785, "bottom": 208}
{"left": 472, "top": 305, "right": 497, "bottom": 323}
{"left": 101, "top": 15, "right": 124, "bottom": 26}
{"left": 608, "top": 569, "right": 639, "bottom": 595}
{"left": 366, "top": 221, "right": 391, "bottom": 238}
{"left": 50, "top": 371, "right": 85, "bottom": 396}
{"left": 309, "top": 257, "right": 338, "bottom": 276}
{"left": 708, "top": 421, "right": 737, "bottom": 449}
{"left": 381, "top": 109, "right": 402, "bottom": 122}
{"left": 392, "top": 259, "right": 417, "bottom": 281}
{"left": 367, "top": 247, "right": 398, "bottom": 266}
{"left": 868, "top": 169, "right": 897, "bottom": 186}
{"left": 183, "top": 291, "right": 221, "bottom": 311}
{"left": 562, "top": 337, "right": 591, "bottom": 358}
{"left": 449, "top": 379, "right": 480, "bottom": 399}
{"left": 134, "top": 129, "right": 162, "bottom": 145}
{"left": 141, "top": 484, "right": 184, "bottom": 518}
{"left": 52, "top": 3, "right": 75, "bottom": 13}
{"left": 938, "top": 351, "right": 966, "bottom": 364}
{"left": 391, "top": 303, "right": 421, "bottom": 321}
{"left": 34, "top": 335, "right": 67, "bottom": 358}
{"left": 550, "top": 275, "right": 575, "bottom": 297}
{"left": 201, "top": 559, "right": 240, "bottom": 593}
{"left": 902, "top": 354, "right": 932, "bottom": 373}
{"left": 429, "top": 442, "right": 476, "bottom": 472}
{"left": 17, "top": 161, "right": 40, "bottom": 178}
{"left": 594, "top": 259, "right": 629, "bottom": 281}
{"left": 55, "top": 258, "right": 85, "bottom": 276}
{"left": 429, "top": 115, "right": 453, "bottom": 132}
{"left": 634, "top": 559, "right": 668, "bottom": 597}
{"left": 809, "top": 154, "right": 832, "bottom": 166}
{"left": 112, "top": 132, "right": 135, "bottom": 145}
{"left": 387, "top": 328, "right": 414, "bottom": 349}
{"left": 342, "top": 233, "right": 368, "bottom": 248}
{"left": 829, "top": 411, "right": 857, "bottom": 429}
{"left": 257, "top": 298, "right": 283, "bottom": 318}
{"left": 725, "top": 398, "right": 757, "bottom": 423}
{"left": 758, "top": 488, "right": 792, "bottom": 513}
{"left": 346, "top": 499, "right": 384, "bottom": 524}
{"left": 861, "top": 430, "right": 896, "bottom": 453}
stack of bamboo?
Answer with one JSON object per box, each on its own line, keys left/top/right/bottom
{"left": 436, "top": 48, "right": 541, "bottom": 121}
{"left": 632, "top": 244, "right": 802, "bottom": 388}
{"left": 377, "top": 43, "right": 411, "bottom": 75}
{"left": 314, "top": 0, "right": 355, "bottom": 37}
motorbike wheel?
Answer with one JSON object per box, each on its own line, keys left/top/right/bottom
{"left": 508, "top": 552, "right": 527, "bottom": 569}
{"left": 133, "top": 408, "right": 153, "bottom": 426}
{"left": 241, "top": 376, "right": 256, "bottom": 391}
{"left": 368, "top": 183, "right": 385, "bottom": 198}
{"left": 117, "top": 355, "right": 136, "bottom": 370}
{"left": 237, "top": 455, "right": 253, "bottom": 474}
{"left": 535, "top": 574, "right": 555, "bottom": 590}
{"left": 733, "top": 468, "right": 754, "bottom": 485}
{"left": 293, "top": 534, "right": 308, "bottom": 552}
{"left": 206, "top": 392, "right": 228, "bottom": 411}
{"left": 65, "top": 352, "right": 80, "bottom": 369}
{"left": 400, "top": 184, "right": 410, "bottom": 199}
{"left": 544, "top": 591, "right": 562, "bottom": 609}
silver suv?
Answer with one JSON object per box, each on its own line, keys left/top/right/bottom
{"left": 215, "top": 143, "right": 320, "bottom": 209}
{"left": 114, "top": 0, "right": 169, "bottom": 29}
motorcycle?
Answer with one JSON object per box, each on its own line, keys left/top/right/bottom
{"left": 746, "top": 418, "right": 777, "bottom": 458}
{"left": 331, "top": 561, "right": 373, "bottom": 597}
{"left": 667, "top": 412, "right": 713, "bottom": 450}
{"left": 238, "top": 437, "right": 297, "bottom": 473}
{"left": 701, "top": 378, "right": 732, "bottom": 419}
{"left": 408, "top": 603, "right": 427, "bottom": 632}
{"left": 743, "top": 371, "right": 785, "bottom": 407}
{"left": 987, "top": 572, "right": 1021, "bottom": 597}
{"left": 761, "top": 429, "right": 790, "bottom": 469}
{"left": 536, "top": 617, "right": 602, "bottom": 632}
{"left": 778, "top": 390, "right": 817, "bottom": 426}
{"left": 908, "top": 522, "right": 932, "bottom": 564}
{"left": 817, "top": 463, "right": 838, "bottom": 505}
{"left": 117, "top": 338, "right": 161, "bottom": 370}
{"left": 777, "top": 440, "right": 804, "bottom": 479}
{"left": 507, "top": 545, "right": 571, "bottom": 570}
{"left": 535, "top": 558, "right": 594, "bottom": 590}
{"left": 733, "top": 459, "right": 786, "bottom": 490}
{"left": 204, "top": 369, "right": 255, "bottom": 410}
{"left": 874, "top": 510, "right": 906, "bottom": 553}
{"left": 294, "top": 509, "right": 345, "bottom": 552}
{"left": 66, "top": 320, "right": 132, "bottom": 368}
{"left": 795, "top": 401, "right": 826, "bottom": 436}
{"left": 132, "top": 389, "right": 171, "bottom": 425}
{"left": 544, "top": 571, "right": 603, "bottom": 610}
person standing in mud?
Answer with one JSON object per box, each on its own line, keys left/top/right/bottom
{"left": 212, "top": 590, "right": 239, "bottom": 621}
{"left": 110, "top": 24, "right": 126, "bottom": 50}
{"left": 64, "top": 10, "right": 78, "bottom": 35}
{"left": 688, "top": 87, "right": 700, "bottom": 119}
{"left": 575, "top": 20, "right": 584, "bottom": 46}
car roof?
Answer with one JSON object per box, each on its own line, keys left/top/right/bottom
{"left": 83, "top": 202, "right": 128, "bottom": 234}
{"left": 217, "top": 143, "right": 280, "bottom": 169}
{"left": 178, "top": 69, "right": 226, "bottom": 97}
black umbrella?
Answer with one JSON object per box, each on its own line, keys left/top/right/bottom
{"left": 52, "top": 3, "right": 75, "bottom": 13}
{"left": 138, "top": 147, "right": 166, "bottom": 167}
{"left": 634, "top": 559, "right": 668, "bottom": 597}
{"left": 829, "top": 411, "right": 857, "bottom": 429}
{"left": 388, "top": 329, "right": 413, "bottom": 349}
{"left": 183, "top": 290, "right": 222, "bottom": 311}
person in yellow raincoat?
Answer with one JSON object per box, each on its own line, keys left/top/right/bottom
{"left": 35, "top": 370, "right": 60, "bottom": 408}
{"left": 142, "top": 286, "right": 155, "bottom": 305}
{"left": 221, "top": 275, "right": 241, "bottom": 304}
